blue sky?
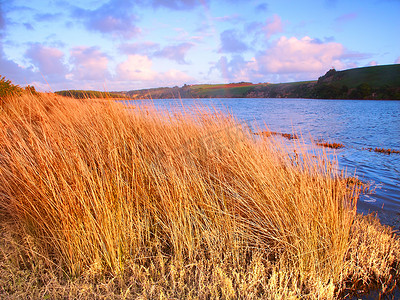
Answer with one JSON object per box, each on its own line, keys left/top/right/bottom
{"left": 1, "top": 0, "right": 399, "bottom": 91}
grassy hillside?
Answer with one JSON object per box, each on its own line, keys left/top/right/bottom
{"left": 190, "top": 82, "right": 256, "bottom": 98}
{"left": 51, "top": 64, "right": 400, "bottom": 100}
{"left": 319, "top": 64, "right": 400, "bottom": 88}
{"left": 1, "top": 88, "right": 400, "bottom": 298}
{"left": 119, "top": 64, "right": 400, "bottom": 100}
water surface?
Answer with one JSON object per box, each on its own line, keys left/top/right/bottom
{"left": 128, "top": 98, "right": 400, "bottom": 230}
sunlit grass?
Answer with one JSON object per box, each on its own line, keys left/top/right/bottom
{"left": 0, "top": 92, "right": 399, "bottom": 298}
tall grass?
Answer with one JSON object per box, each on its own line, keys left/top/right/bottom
{"left": 0, "top": 92, "right": 399, "bottom": 298}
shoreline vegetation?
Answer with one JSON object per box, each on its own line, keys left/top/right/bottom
{"left": 253, "top": 130, "right": 299, "bottom": 140}
{"left": 1, "top": 83, "right": 400, "bottom": 298}
{"left": 365, "top": 147, "right": 400, "bottom": 155}
{"left": 55, "top": 64, "right": 400, "bottom": 101}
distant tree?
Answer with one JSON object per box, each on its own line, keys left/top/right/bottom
{"left": 357, "top": 83, "right": 372, "bottom": 99}
{"left": 348, "top": 89, "right": 363, "bottom": 99}
{"left": 313, "top": 84, "right": 341, "bottom": 99}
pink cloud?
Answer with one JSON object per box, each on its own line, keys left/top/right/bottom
{"left": 395, "top": 56, "right": 400, "bottom": 64}
{"left": 210, "top": 36, "right": 356, "bottom": 83}
{"left": 115, "top": 54, "right": 193, "bottom": 88}
{"left": 160, "top": 69, "right": 193, "bottom": 85}
{"left": 25, "top": 44, "right": 67, "bottom": 76}
{"left": 264, "top": 14, "right": 283, "bottom": 39}
{"left": 68, "top": 46, "right": 109, "bottom": 81}
{"left": 256, "top": 36, "right": 346, "bottom": 75}
{"left": 117, "top": 55, "right": 157, "bottom": 81}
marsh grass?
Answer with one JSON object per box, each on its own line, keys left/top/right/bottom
{"left": 0, "top": 92, "right": 399, "bottom": 299}
{"left": 365, "top": 147, "right": 400, "bottom": 155}
{"left": 316, "top": 141, "right": 345, "bottom": 149}
{"left": 254, "top": 131, "right": 299, "bottom": 140}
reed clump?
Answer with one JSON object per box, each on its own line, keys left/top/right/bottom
{"left": 365, "top": 147, "right": 400, "bottom": 155}
{"left": 0, "top": 92, "right": 399, "bottom": 299}
{"left": 254, "top": 130, "right": 299, "bottom": 140}
{"left": 316, "top": 140, "right": 345, "bottom": 149}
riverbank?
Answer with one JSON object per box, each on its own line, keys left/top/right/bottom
{"left": 1, "top": 92, "right": 399, "bottom": 298}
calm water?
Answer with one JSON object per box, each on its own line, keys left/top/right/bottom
{"left": 127, "top": 98, "right": 400, "bottom": 230}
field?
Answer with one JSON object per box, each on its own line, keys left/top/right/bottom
{"left": 191, "top": 83, "right": 256, "bottom": 98}
{"left": 1, "top": 91, "right": 400, "bottom": 298}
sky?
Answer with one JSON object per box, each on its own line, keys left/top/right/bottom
{"left": 1, "top": 0, "right": 399, "bottom": 92}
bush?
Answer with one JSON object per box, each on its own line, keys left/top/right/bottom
{"left": 0, "top": 76, "right": 22, "bottom": 98}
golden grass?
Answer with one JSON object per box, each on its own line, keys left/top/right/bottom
{"left": 0, "top": 92, "right": 399, "bottom": 299}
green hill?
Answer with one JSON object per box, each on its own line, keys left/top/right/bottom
{"left": 318, "top": 64, "right": 400, "bottom": 88}
{"left": 313, "top": 64, "right": 400, "bottom": 99}
{"left": 52, "top": 64, "right": 400, "bottom": 100}
{"left": 55, "top": 90, "right": 128, "bottom": 99}
{"left": 189, "top": 82, "right": 256, "bottom": 98}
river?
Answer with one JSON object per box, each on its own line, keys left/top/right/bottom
{"left": 127, "top": 98, "right": 400, "bottom": 231}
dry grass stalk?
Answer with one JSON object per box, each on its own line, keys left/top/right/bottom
{"left": 0, "top": 92, "right": 399, "bottom": 298}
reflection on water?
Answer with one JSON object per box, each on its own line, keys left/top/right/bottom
{"left": 128, "top": 98, "right": 400, "bottom": 230}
